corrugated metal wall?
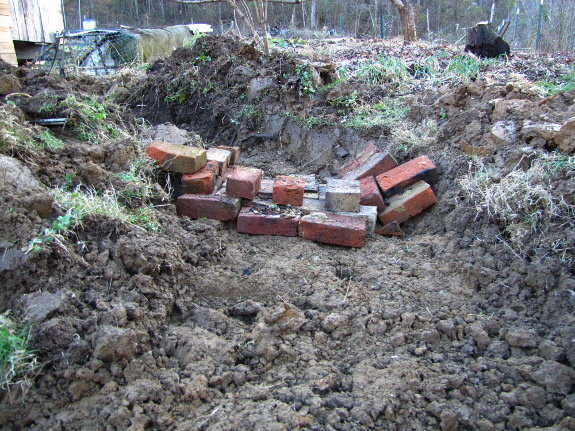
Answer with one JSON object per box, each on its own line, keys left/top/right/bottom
{"left": 0, "top": 0, "right": 17, "bottom": 65}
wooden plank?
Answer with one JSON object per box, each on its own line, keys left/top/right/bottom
{"left": 0, "top": 0, "right": 17, "bottom": 65}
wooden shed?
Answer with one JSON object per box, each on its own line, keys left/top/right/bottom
{"left": 0, "top": 0, "right": 17, "bottom": 65}
{"left": 0, "top": 0, "right": 64, "bottom": 65}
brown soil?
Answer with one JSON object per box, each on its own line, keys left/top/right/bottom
{"left": 1, "top": 36, "right": 574, "bottom": 431}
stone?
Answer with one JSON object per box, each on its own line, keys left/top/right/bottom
{"left": 176, "top": 194, "right": 242, "bottom": 221}
{"left": 374, "top": 221, "right": 404, "bottom": 236}
{"left": 226, "top": 166, "right": 263, "bottom": 200}
{"left": 378, "top": 181, "right": 437, "bottom": 225}
{"left": 146, "top": 141, "right": 207, "bottom": 174}
{"left": 93, "top": 325, "right": 138, "bottom": 362}
{"left": 376, "top": 155, "right": 438, "bottom": 198}
{"left": 520, "top": 120, "right": 561, "bottom": 141}
{"left": 359, "top": 176, "right": 386, "bottom": 211}
{"left": 554, "top": 116, "right": 575, "bottom": 153}
{"left": 215, "top": 145, "right": 241, "bottom": 165}
{"left": 490, "top": 120, "right": 517, "bottom": 145}
{"left": 325, "top": 178, "right": 361, "bottom": 212}
{"left": 237, "top": 207, "right": 301, "bottom": 237}
{"left": 181, "top": 169, "right": 214, "bottom": 195}
{"left": 22, "top": 290, "right": 74, "bottom": 323}
{"left": 153, "top": 123, "right": 203, "bottom": 146}
{"left": 505, "top": 328, "right": 538, "bottom": 348}
{"left": 299, "top": 212, "right": 367, "bottom": 248}
{"left": 206, "top": 147, "right": 233, "bottom": 174}
{"left": 335, "top": 205, "right": 378, "bottom": 235}
{"left": 273, "top": 175, "right": 306, "bottom": 206}
{"left": 342, "top": 152, "right": 398, "bottom": 181}
{"left": 532, "top": 360, "right": 575, "bottom": 394}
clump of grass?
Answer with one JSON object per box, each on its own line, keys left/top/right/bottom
{"left": 0, "top": 313, "right": 37, "bottom": 395}
{"left": 391, "top": 118, "right": 438, "bottom": 157}
{"left": 343, "top": 99, "right": 409, "bottom": 129}
{"left": 459, "top": 152, "right": 575, "bottom": 259}
{"left": 342, "top": 56, "right": 410, "bottom": 85}
{"left": 0, "top": 105, "right": 64, "bottom": 156}
{"left": 51, "top": 186, "right": 161, "bottom": 233}
{"left": 537, "top": 67, "right": 575, "bottom": 96}
{"left": 444, "top": 55, "right": 479, "bottom": 83}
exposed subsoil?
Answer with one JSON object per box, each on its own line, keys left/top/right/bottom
{"left": 1, "top": 36, "right": 575, "bottom": 430}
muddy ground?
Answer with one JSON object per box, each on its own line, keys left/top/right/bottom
{"left": 1, "top": 36, "right": 575, "bottom": 430}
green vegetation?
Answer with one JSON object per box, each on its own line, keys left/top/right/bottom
{"left": 391, "top": 118, "right": 438, "bottom": 157}
{"left": 350, "top": 56, "right": 410, "bottom": 85}
{"left": 460, "top": 152, "right": 575, "bottom": 261}
{"left": 295, "top": 64, "right": 316, "bottom": 97}
{"left": 61, "top": 95, "right": 122, "bottom": 143}
{"left": 343, "top": 99, "right": 410, "bottom": 129}
{"left": 537, "top": 67, "right": 575, "bottom": 95}
{"left": 0, "top": 105, "right": 65, "bottom": 156}
{"left": 445, "top": 55, "right": 479, "bottom": 82}
{"left": 27, "top": 212, "right": 77, "bottom": 253}
{"left": 0, "top": 313, "right": 37, "bottom": 394}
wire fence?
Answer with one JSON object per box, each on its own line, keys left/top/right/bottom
{"left": 35, "top": 29, "right": 140, "bottom": 76}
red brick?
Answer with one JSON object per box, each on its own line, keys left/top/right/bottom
{"left": 339, "top": 158, "right": 360, "bottom": 178}
{"left": 299, "top": 213, "right": 367, "bottom": 248}
{"left": 375, "top": 155, "right": 438, "bottom": 198}
{"left": 374, "top": 221, "right": 404, "bottom": 236}
{"left": 343, "top": 152, "right": 398, "bottom": 180}
{"left": 237, "top": 207, "right": 301, "bottom": 237}
{"left": 378, "top": 181, "right": 437, "bottom": 225}
{"left": 176, "top": 194, "right": 241, "bottom": 221}
{"left": 357, "top": 142, "right": 381, "bottom": 165}
{"left": 204, "top": 160, "right": 220, "bottom": 176}
{"left": 206, "top": 148, "right": 232, "bottom": 175}
{"left": 215, "top": 146, "right": 241, "bottom": 165}
{"left": 360, "top": 176, "right": 386, "bottom": 212}
{"left": 226, "top": 166, "right": 263, "bottom": 200}
{"left": 146, "top": 141, "right": 207, "bottom": 174}
{"left": 181, "top": 169, "right": 214, "bottom": 195}
{"left": 273, "top": 175, "right": 306, "bottom": 206}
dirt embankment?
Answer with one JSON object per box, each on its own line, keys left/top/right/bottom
{"left": 0, "top": 36, "right": 574, "bottom": 430}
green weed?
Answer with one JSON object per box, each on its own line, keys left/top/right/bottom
{"left": 0, "top": 313, "right": 37, "bottom": 394}
{"left": 445, "top": 55, "right": 479, "bottom": 82}
{"left": 295, "top": 64, "right": 316, "bottom": 97}
{"left": 344, "top": 56, "right": 410, "bottom": 85}
{"left": 537, "top": 67, "right": 575, "bottom": 95}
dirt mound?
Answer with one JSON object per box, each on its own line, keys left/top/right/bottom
{"left": 0, "top": 36, "right": 574, "bottom": 430}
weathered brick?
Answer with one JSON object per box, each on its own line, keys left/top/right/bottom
{"left": 257, "top": 178, "right": 274, "bottom": 199}
{"left": 378, "top": 181, "right": 437, "bottom": 225}
{"left": 176, "top": 194, "right": 241, "bottom": 221}
{"left": 181, "top": 168, "right": 214, "bottom": 195}
{"left": 237, "top": 207, "right": 301, "bottom": 237}
{"left": 300, "top": 197, "right": 326, "bottom": 214}
{"left": 374, "top": 221, "right": 404, "bottom": 236}
{"left": 360, "top": 176, "right": 386, "bottom": 212}
{"left": 204, "top": 160, "right": 220, "bottom": 176}
{"left": 338, "top": 158, "right": 360, "bottom": 178}
{"left": 343, "top": 152, "right": 398, "bottom": 180}
{"left": 206, "top": 147, "right": 233, "bottom": 174}
{"left": 325, "top": 178, "right": 361, "bottom": 212}
{"left": 375, "top": 155, "right": 438, "bottom": 198}
{"left": 336, "top": 206, "right": 378, "bottom": 235}
{"left": 299, "top": 212, "right": 367, "bottom": 248}
{"left": 226, "top": 166, "right": 263, "bottom": 200}
{"left": 146, "top": 141, "right": 207, "bottom": 174}
{"left": 215, "top": 146, "right": 241, "bottom": 165}
{"left": 357, "top": 142, "right": 381, "bottom": 164}
{"left": 273, "top": 175, "right": 306, "bottom": 206}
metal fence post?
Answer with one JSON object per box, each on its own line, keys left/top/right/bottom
{"left": 536, "top": 0, "right": 544, "bottom": 52}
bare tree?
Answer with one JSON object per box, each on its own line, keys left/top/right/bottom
{"left": 172, "top": 0, "right": 309, "bottom": 54}
{"left": 387, "top": 0, "right": 417, "bottom": 42}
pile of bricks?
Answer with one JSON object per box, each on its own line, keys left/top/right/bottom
{"left": 146, "top": 140, "right": 438, "bottom": 248}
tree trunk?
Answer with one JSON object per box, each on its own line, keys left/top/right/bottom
{"left": 388, "top": 0, "right": 417, "bottom": 42}
{"left": 310, "top": 0, "right": 316, "bottom": 29}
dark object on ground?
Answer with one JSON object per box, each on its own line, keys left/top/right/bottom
{"left": 465, "top": 24, "right": 510, "bottom": 58}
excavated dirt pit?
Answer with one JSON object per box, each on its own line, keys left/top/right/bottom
{"left": 0, "top": 36, "right": 575, "bottom": 430}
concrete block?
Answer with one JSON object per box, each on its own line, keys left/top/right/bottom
{"left": 378, "top": 181, "right": 437, "bottom": 225}
{"left": 273, "top": 175, "right": 306, "bottom": 206}
{"left": 299, "top": 212, "right": 367, "bottom": 248}
{"left": 237, "top": 207, "right": 301, "bottom": 237}
{"left": 226, "top": 166, "right": 263, "bottom": 200}
{"left": 146, "top": 141, "right": 207, "bottom": 174}
{"left": 375, "top": 155, "right": 438, "bottom": 198}
{"left": 325, "top": 178, "right": 361, "bottom": 212}
{"left": 176, "top": 194, "right": 242, "bottom": 221}
{"left": 342, "top": 152, "right": 398, "bottom": 180}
